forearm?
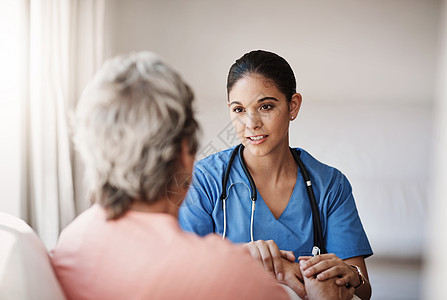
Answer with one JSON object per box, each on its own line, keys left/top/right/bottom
{"left": 344, "top": 257, "right": 371, "bottom": 300}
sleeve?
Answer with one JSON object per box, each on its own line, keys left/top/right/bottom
{"left": 178, "top": 166, "right": 219, "bottom": 236}
{"left": 324, "top": 173, "right": 373, "bottom": 260}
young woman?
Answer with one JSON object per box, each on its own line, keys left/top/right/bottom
{"left": 179, "top": 50, "right": 373, "bottom": 300}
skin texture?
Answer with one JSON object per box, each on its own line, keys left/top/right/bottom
{"left": 300, "top": 264, "right": 355, "bottom": 300}
{"left": 227, "top": 74, "right": 371, "bottom": 300}
{"left": 299, "top": 254, "right": 371, "bottom": 300}
{"left": 242, "top": 240, "right": 296, "bottom": 281}
{"left": 228, "top": 74, "right": 301, "bottom": 159}
{"left": 280, "top": 258, "right": 306, "bottom": 299}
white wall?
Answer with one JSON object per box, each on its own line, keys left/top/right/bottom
{"left": 424, "top": 0, "right": 447, "bottom": 298}
{"left": 109, "top": 0, "right": 439, "bottom": 172}
{"left": 111, "top": 0, "right": 438, "bottom": 105}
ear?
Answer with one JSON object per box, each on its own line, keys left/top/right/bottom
{"left": 179, "top": 139, "right": 195, "bottom": 173}
{"left": 289, "top": 93, "right": 302, "bottom": 120}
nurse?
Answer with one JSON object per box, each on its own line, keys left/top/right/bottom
{"left": 179, "top": 50, "right": 372, "bottom": 300}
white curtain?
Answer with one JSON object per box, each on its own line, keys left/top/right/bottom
{"left": 21, "top": 0, "right": 109, "bottom": 249}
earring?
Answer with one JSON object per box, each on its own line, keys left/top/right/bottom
{"left": 290, "top": 116, "right": 295, "bottom": 120}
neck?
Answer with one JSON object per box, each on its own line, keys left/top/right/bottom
{"left": 243, "top": 143, "right": 296, "bottom": 183}
{"left": 130, "top": 198, "right": 180, "bottom": 218}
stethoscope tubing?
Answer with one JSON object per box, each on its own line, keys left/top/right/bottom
{"left": 220, "top": 144, "right": 326, "bottom": 254}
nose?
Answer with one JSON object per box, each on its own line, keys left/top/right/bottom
{"left": 246, "top": 111, "right": 262, "bottom": 131}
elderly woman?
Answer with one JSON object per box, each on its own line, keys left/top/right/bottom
{"left": 50, "top": 52, "right": 291, "bottom": 300}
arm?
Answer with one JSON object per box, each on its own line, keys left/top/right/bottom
{"left": 242, "top": 240, "right": 295, "bottom": 281}
{"left": 300, "top": 172, "right": 372, "bottom": 299}
{"left": 299, "top": 254, "right": 371, "bottom": 300}
{"left": 342, "top": 256, "right": 371, "bottom": 300}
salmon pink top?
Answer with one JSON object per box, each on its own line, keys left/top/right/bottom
{"left": 51, "top": 204, "right": 288, "bottom": 300}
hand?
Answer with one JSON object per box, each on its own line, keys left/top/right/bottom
{"left": 301, "top": 270, "right": 355, "bottom": 300}
{"left": 243, "top": 240, "right": 295, "bottom": 281}
{"left": 279, "top": 258, "right": 306, "bottom": 299}
{"left": 299, "top": 253, "right": 360, "bottom": 287}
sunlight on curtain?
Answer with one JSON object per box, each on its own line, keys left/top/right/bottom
{"left": 22, "top": 0, "right": 108, "bottom": 249}
{"left": 0, "top": 1, "right": 22, "bottom": 217}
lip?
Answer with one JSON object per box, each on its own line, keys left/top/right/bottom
{"left": 246, "top": 135, "right": 268, "bottom": 145}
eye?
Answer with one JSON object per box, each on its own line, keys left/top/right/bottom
{"left": 232, "top": 106, "right": 244, "bottom": 113}
{"left": 260, "top": 104, "right": 273, "bottom": 111}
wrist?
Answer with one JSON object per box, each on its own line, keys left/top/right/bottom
{"left": 350, "top": 264, "right": 365, "bottom": 288}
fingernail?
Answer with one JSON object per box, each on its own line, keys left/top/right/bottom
{"left": 277, "top": 272, "right": 283, "bottom": 281}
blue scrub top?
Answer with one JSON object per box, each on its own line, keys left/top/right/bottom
{"left": 179, "top": 146, "right": 373, "bottom": 260}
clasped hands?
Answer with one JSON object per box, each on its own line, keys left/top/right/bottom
{"left": 243, "top": 240, "right": 357, "bottom": 300}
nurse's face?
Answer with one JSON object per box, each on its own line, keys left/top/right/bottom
{"left": 228, "top": 74, "right": 301, "bottom": 157}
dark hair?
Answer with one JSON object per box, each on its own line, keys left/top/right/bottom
{"left": 227, "top": 50, "right": 296, "bottom": 102}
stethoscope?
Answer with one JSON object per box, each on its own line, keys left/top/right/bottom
{"left": 220, "top": 144, "right": 327, "bottom": 255}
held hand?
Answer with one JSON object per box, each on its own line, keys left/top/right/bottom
{"left": 301, "top": 269, "right": 355, "bottom": 300}
{"left": 280, "top": 258, "right": 306, "bottom": 300}
{"left": 242, "top": 240, "right": 295, "bottom": 281}
{"left": 298, "top": 253, "right": 360, "bottom": 287}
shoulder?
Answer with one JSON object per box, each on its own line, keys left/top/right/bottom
{"left": 193, "top": 146, "right": 238, "bottom": 180}
{"left": 195, "top": 146, "right": 237, "bottom": 170}
{"left": 294, "top": 148, "right": 348, "bottom": 183}
{"left": 57, "top": 205, "right": 103, "bottom": 238}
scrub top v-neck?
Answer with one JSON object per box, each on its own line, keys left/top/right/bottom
{"left": 178, "top": 146, "right": 373, "bottom": 260}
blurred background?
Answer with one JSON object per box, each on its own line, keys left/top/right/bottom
{"left": 0, "top": 0, "right": 446, "bottom": 299}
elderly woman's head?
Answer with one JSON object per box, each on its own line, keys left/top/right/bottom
{"left": 74, "top": 52, "right": 199, "bottom": 220}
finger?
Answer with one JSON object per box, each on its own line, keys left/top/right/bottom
{"left": 266, "top": 241, "right": 285, "bottom": 280}
{"left": 295, "top": 263, "right": 304, "bottom": 281}
{"left": 244, "top": 243, "right": 262, "bottom": 262}
{"left": 280, "top": 250, "right": 296, "bottom": 262}
{"left": 284, "top": 277, "right": 307, "bottom": 299}
{"left": 335, "top": 266, "right": 359, "bottom": 287}
{"left": 298, "top": 255, "right": 323, "bottom": 270}
{"left": 300, "top": 254, "right": 339, "bottom": 272}
{"left": 335, "top": 274, "right": 351, "bottom": 286}
{"left": 295, "top": 280, "right": 307, "bottom": 299}
{"left": 342, "top": 285, "right": 356, "bottom": 299}
{"left": 315, "top": 265, "right": 345, "bottom": 281}
{"left": 298, "top": 256, "right": 313, "bottom": 260}
{"left": 254, "top": 241, "right": 275, "bottom": 277}
{"left": 301, "top": 258, "right": 337, "bottom": 278}
{"left": 299, "top": 256, "right": 323, "bottom": 276}
{"left": 348, "top": 285, "right": 356, "bottom": 296}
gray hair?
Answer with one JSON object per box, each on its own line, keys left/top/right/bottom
{"left": 74, "top": 51, "right": 199, "bottom": 220}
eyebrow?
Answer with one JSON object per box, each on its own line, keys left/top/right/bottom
{"left": 228, "top": 97, "right": 279, "bottom": 106}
